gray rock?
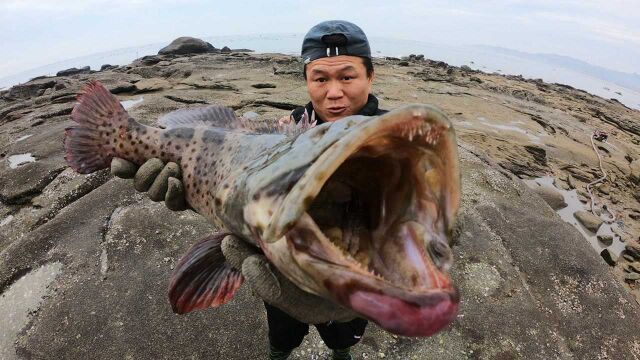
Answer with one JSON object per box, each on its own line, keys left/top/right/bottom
{"left": 398, "top": 61, "right": 410, "bottom": 66}
{"left": 573, "top": 210, "right": 603, "bottom": 232}
{"left": 133, "top": 158, "right": 164, "bottom": 192}
{"left": 158, "top": 37, "right": 216, "bottom": 55}
{"left": 531, "top": 185, "right": 567, "bottom": 210}
{"left": 251, "top": 83, "right": 277, "bottom": 89}
{"left": 221, "top": 46, "right": 232, "bottom": 53}
{"left": 597, "top": 183, "right": 610, "bottom": 195}
{"left": 554, "top": 177, "right": 570, "bottom": 190}
{"left": 56, "top": 66, "right": 91, "bottom": 77}
{"left": 596, "top": 234, "right": 613, "bottom": 246}
{"left": 622, "top": 253, "right": 635, "bottom": 262}
{"left": 600, "top": 249, "right": 617, "bottom": 266}
{"left": 4, "top": 79, "right": 56, "bottom": 100}
{"left": 630, "top": 159, "right": 640, "bottom": 185}
{"left": 626, "top": 262, "right": 640, "bottom": 273}
{"left": 461, "top": 65, "right": 472, "bottom": 72}
{"left": 625, "top": 245, "right": 640, "bottom": 260}
{"left": 625, "top": 273, "right": 640, "bottom": 282}
{"left": 566, "top": 174, "right": 576, "bottom": 189}
{"left": 0, "top": 122, "right": 67, "bottom": 204}
{"left": 100, "top": 64, "right": 118, "bottom": 71}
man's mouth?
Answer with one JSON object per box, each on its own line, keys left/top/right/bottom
{"left": 263, "top": 105, "right": 461, "bottom": 337}
{"left": 327, "top": 106, "right": 347, "bottom": 115}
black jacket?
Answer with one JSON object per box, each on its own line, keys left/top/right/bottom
{"left": 291, "top": 94, "right": 387, "bottom": 125}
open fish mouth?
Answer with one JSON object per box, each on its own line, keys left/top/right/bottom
{"left": 266, "top": 105, "right": 461, "bottom": 336}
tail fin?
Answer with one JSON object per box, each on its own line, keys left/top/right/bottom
{"left": 64, "top": 81, "right": 130, "bottom": 174}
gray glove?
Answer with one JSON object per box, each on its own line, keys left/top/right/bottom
{"left": 110, "top": 157, "right": 187, "bottom": 211}
{"left": 221, "top": 234, "right": 358, "bottom": 324}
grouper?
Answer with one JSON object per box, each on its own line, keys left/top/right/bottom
{"left": 64, "top": 81, "right": 461, "bottom": 337}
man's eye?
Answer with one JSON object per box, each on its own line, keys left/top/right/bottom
{"left": 342, "top": 76, "right": 353, "bottom": 81}
{"left": 315, "top": 78, "right": 326, "bottom": 83}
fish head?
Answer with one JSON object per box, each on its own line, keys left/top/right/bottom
{"left": 243, "top": 104, "right": 460, "bottom": 337}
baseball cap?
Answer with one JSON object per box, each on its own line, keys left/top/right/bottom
{"left": 301, "top": 20, "right": 371, "bottom": 64}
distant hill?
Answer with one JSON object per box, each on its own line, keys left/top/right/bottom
{"left": 476, "top": 46, "right": 640, "bottom": 93}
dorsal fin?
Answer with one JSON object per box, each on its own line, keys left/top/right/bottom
{"left": 157, "top": 105, "right": 238, "bottom": 129}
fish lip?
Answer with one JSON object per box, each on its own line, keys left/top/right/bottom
{"left": 345, "top": 286, "right": 459, "bottom": 337}
{"left": 264, "top": 104, "right": 460, "bottom": 243}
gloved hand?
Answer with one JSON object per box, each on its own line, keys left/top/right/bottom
{"left": 221, "top": 234, "right": 359, "bottom": 324}
{"left": 110, "top": 157, "right": 187, "bottom": 211}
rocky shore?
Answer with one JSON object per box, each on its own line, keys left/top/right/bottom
{"left": 1, "top": 37, "right": 639, "bottom": 359}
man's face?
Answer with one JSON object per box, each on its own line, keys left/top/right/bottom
{"left": 305, "top": 55, "right": 374, "bottom": 122}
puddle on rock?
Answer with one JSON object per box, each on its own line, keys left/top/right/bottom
{"left": 120, "top": 97, "right": 144, "bottom": 110}
{"left": 8, "top": 153, "right": 36, "bottom": 169}
{"left": 0, "top": 262, "right": 62, "bottom": 360}
{"left": 477, "top": 117, "right": 543, "bottom": 144}
{"left": 525, "top": 176, "right": 626, "bottom": 257}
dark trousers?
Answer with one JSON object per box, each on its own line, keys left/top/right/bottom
{"left": 264, "top": 302, "right": 368, "bottom": 352}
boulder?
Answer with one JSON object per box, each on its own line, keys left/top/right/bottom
{"left": 625, "top": 245, "right": 640, "bottom": 260}
{"left": 531, "top": 185, "right": 567, "bottom": 210}
{"left": 158, "top": 37, "right": 217, "bottom": 55}
{"left": 573, "top": 210, "right": 603, "bottom": 232}
{"left": 100, "top": 64, "right": 118, "bottom": 71}
{"left": 56, "top": 66, "right": 91, "bottom": 77}
{"left": 596, "top": 234, "right": 613, "bottom": 246}
{"left": 600, "top": 249, "right": 617, "bottom": 266}
{"left": 4, "top": 79, "right": 56, "bottom": 100}
{"left": 221, "top": 46, "right": 232, "bottom": 53}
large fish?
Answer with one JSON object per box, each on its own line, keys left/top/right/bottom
{"left": 64, "top": 81, "right": 461, "bottom": 337}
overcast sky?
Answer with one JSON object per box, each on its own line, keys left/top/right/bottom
{"left": 1, "top": 0, "right": 638, "bottom": 78}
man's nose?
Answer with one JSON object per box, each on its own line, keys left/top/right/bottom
{"left": 326, "top": 81, "right": 343, "bottom": 99}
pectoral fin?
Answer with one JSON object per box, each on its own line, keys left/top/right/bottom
{"left": 168, "top": 232, "right": 244, "bottom": 314}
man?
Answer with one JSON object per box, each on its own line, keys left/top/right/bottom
{"left": 112, "top": 20, "right": 385, "bottom": 360}
{"left": 267, "top": 20, "right": 387, "bottom": 360}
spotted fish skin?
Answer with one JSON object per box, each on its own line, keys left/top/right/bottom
{"left": 65, "top": 81, "right": 288, "bottom": 233}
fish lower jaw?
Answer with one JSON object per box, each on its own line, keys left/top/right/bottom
{"left": 319, "top": 263, "right": 460, "bottom": 337}
{"left": 346, "top": 287, "right": 459, "bottom": 337}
